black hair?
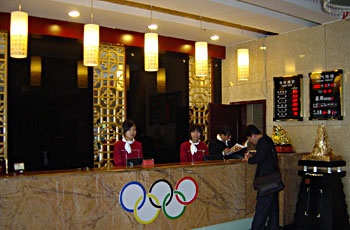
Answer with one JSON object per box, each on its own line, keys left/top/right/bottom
{"left": 217, "top": 125, "right": 232, "bottom": 136}
{"left": 122, "top": 119, "right": 136, "bottom": 135}
{"left": 188, "top": 124, "right": 203, "bottom": 139}
{"left": 244, "top": 124, "right": 262, "bottom": 137}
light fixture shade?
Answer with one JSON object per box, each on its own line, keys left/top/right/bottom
{"left": 144, "top": 32, "right": 158, "bottom": 72}
{"left": 10, "top": 11, "right": 28, "bottom": 58}
{"left": 77, "top": 61, "right": 88, "bottom": 88}
{"left": 84, "top": 23, "right": 99, "bottom": 66}
{"left": 30, "top": 56, "right": 41, "bottom": 86}
{"left": 157, "top": 68, "right": 166, "bottom": 93}
{"left": 237, "top": 48, "right": 249, "bottom": 80}
{"left": 195, "top": 41, "right": 208, "bottom": 76}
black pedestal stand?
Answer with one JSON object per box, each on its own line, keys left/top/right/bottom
{"left": 291, "top": 160, "right": 350, "bottom": 230}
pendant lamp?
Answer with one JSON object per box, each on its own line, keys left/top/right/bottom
{"left": 195, "top": 19, "right": 208, "bottom": 77}
{"left": 237, "top": 48, "right": 249, "bottom": 80}
{"left": 10, "top": 5, "right": 28, "bottom": 58}
{"left": 144, "top": 6, "right": 158, "bottom": 72}
{"left": 195, "top": 41, "right": 208, "bottom": 77}
{"left": 144, "top": 32, "right": 158, "bottom": 71}
{"left": 84, "top": 0, "right": 99, "bottom": 66}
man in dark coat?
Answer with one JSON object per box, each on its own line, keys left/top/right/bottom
{"left": 243, "top": 124, "right": 281, "bottom": 230}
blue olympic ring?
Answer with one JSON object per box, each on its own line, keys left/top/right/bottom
{"left": 119, "top": 181, "right": 146, "bottom": 212}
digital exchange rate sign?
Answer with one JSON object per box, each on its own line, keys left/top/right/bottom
{"left": 273, "top": 75, "right": 303, "bottom": 121}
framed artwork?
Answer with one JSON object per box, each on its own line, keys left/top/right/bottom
{"left": 273, "top": 74, "right": 303, "bottom": 121}
{"left": 309, "top": 69, "right": 343, "bottom": 120}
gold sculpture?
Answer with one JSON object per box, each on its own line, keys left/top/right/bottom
{"left": 302, "top": 124, "right": 343, "bottom": 161}
{"left": 272, "top": 125, "right": 291, "bottom": 145}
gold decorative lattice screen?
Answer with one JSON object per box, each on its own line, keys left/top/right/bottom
{"left": 93, "top": 44, "right": 126, "bottom": 168}
{"left": 188, "top": 56, "right": 211, "bottom": 144}
{"left": 0, "top": 33, "right": 7, "bottom": 170}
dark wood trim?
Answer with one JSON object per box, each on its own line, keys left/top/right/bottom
{"left": 230, "top": 100, "right": 266, "bottom": 134}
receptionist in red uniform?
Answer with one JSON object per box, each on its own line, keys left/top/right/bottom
{"left": 180, "top": 124, "right": 209, "bottom": 162}
{"left": 113, "top": 119, "right": 143, "bottom": 166}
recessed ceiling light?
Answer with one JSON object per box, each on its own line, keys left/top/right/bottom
{"left": 148, "top": 24, "right": 158, "bottom": 30}
{"left": 68, "top": 10, "right": 80, "bottom": 18}
{"left": 210, "top": 35, "right": 219, "bottom": 41}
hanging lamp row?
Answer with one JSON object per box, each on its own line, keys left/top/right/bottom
{"left": 9, "top": 1, "right": 208, "bottom": 76}
{"left": 9, "top": 0, "right": 100, "bottom": 67}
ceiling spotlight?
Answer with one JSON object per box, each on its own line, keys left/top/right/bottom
{"left": 148, "top": 23, "right": 158, "bottom": 30}
{"left": 210, "top": 35, "right": 219, "bottom": 41}
{"left": 68, "top": 10, "right": 80, "bottom": 18}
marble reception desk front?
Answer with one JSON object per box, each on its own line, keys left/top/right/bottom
{"left": 0, "top": 153, "right": 302, "bottom": 229}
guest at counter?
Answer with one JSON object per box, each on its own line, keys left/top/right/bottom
{"left": 113, "top": 119, "right": 144, "bottom": 166}
{"left": 242, "top": 124, "right": 280, "bottom": 230}
{"left": 180, "top": 124, "right": 209, "bottom": 162}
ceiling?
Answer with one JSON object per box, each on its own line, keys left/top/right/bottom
{"left": 0, "top": 0, "right": 343, "bottom": 46}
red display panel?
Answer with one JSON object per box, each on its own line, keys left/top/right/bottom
{"left": 273, "top": 75, "right": 303, "bottom": 121}
{"left": 309, "top": 70, "right": 343, "bottom": 120}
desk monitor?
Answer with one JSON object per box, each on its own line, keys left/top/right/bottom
{"left": 204, "top": 155, "right": 224, "bottom": 161}
{"left": 127, "top": 158, "right": 143, "bottom": 167}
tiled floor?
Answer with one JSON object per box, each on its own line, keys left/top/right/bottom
{"left": 194, "top": 218, "right": 253, "bottom": 230}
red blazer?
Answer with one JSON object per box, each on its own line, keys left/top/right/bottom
{"left": 113, "top": 140, "right": 143, "bottom": 166}
{"left": 180, "top": 141, "right": 209, "bottom": 162}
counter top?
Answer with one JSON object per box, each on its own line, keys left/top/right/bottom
{"left": 1, "top": 153, "right": 306, "bottom": 178}
{"left": 0, "top": 159, "right": 243, "bottom": 178}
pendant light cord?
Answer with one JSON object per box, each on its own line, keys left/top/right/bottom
{"left": 241, "top": 25, "right": 244, "bottom": 43}
{"left": 90, "top": 0, "right": 94, "bottom": 24}
{"left": 18, "top": 0, "right": 22, "bottom": 11}
{"left": 200, "top": 17, "right": 203, "bottom": 41}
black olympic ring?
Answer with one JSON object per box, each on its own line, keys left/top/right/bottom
{"left": 148, "top": 179, "right": 173, "bottom": 208}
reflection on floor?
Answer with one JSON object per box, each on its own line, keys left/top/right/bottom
{"left": 194, "top": 218, "right": 253, "bottom": 230}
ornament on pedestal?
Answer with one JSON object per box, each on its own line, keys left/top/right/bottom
{"left": 272, "top": 125, "right": 293, "bottom": 153}
{"left": 302, "top": 124, "right": 343, "bottom": 161}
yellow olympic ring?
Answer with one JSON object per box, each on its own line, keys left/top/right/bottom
{"left": 134, "top": 193, "right": 160, "bottom": 224}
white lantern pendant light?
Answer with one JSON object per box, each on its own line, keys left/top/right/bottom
{"left": 195, "top": 19, "right": 208, "bottom": 77}
{"left": 237, "top": 28, "right": 249, "bottom": 81}
{"left": 237, "top": 48, "right": 249, "bottom": 80}
{"left": 84, "top": 0, "right": 99, "bottom": 66}
{"left": 144, "top": 5, "right": 158, "bottom": 72}
{"left": 10, "top": 4, "right": 28, "bottom": 58}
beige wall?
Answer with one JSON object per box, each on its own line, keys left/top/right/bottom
{"left": 222, "top": 20, "right": 350, "bottom": 214}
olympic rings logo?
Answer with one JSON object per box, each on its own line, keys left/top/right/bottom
{"left": 119, "top": 176, "right": 198, "bottom": 224}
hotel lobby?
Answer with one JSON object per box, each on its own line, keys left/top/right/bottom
{"left": 0, "top": 1, "right": 350, "bottom": 229}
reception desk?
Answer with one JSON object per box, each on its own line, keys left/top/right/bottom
{"left": 0, "top": 153, "right": 304, "bottom": 229}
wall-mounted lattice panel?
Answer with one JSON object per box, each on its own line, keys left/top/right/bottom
{"left": 93, "top": 44, "right": 126, "bottom": 168}
{"left": 0, "top": 32, "right": 7, "bottom": 170}
{"left": 188, "top": 56, "right": 211, "bottom": 144}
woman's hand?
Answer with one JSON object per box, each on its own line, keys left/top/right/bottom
{"left": 223, "top": 147, "right": 231, "bottom": 155}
